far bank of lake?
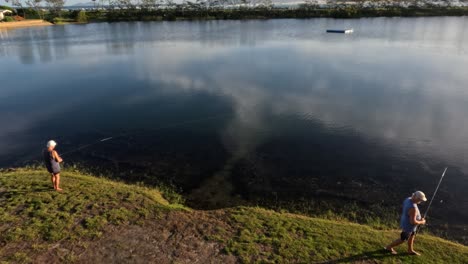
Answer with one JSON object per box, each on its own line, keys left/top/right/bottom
{"left": 97, "top": 7, "right": 468, "bottom": 22}
{"left": 2, "top": 6, "right": 468, "bottom": 27}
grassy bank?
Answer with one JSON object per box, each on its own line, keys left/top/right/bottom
{"left": 0, "top": 169, "right": 467, "bottom": 263}
{"left": 0, "top": 168, "right": 184, "bottom": 262}
{"left": 225, "top": 207, "right": 468, "bottom": 263}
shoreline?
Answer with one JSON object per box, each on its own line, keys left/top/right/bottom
{"left": 90, "top": 7, "right": 468, "bottom": 22}
{"left": 0, "top": 168, "right": 467, "bottom": 263}
{"left": 1, "top": 7, "right": 467, "bottom": 29}
{"left": 0, "top": 20, "right": 53, "bottom": 29}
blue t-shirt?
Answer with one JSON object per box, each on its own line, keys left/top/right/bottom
{"left": 400, "top": 197, "right": 421, "bottom": 233}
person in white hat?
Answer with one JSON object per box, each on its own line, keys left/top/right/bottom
{"left": 43, "top": 140, "right": 64, "bottom": 191}
{"left": 384, "top": 191, "right": 427, "bottom": 255}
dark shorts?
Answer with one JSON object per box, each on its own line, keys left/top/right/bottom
{"left": 400, "top": 231, "right": 415, "bottom": 241}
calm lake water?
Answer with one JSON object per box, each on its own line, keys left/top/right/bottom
{"left": 1, "top": 17, "right": 468, "bottom": 242}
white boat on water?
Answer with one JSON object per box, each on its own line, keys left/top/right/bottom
{"left": 326, "top": 29, "right": 354, "bottom": 34}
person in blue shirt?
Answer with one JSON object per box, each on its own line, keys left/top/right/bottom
{"left": 385, "top": 191, "right": 427, "bottom": 255}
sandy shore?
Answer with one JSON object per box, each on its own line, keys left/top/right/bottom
{"left": 0, "top": 20, "right": 53, "bottom": 29}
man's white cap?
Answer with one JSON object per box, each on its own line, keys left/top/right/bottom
{"left": 47, "top": 140, "right": 57, "bottom": 148}
{"left": 413, "top": 191, "right": 427, "bottom": 202}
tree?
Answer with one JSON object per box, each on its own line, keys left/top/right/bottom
{"left": 141, "top": 0, "right": 157, "bottom": 11}
{"left": 165, "top": 0, "right": 176, "bottom": 8}
{"left": 195, "top": 0, "right": 206, "bottom": 10}
{"left": 76, "top": 10, "right": 88, "bottom": 22}
{"left": 114, "top": 0, "right": 135, "bottom": 10}
{"left": 143, "top": 0, "right": 164, "bottom": 10}
{"left": 299, "top": 0, "right": 319, "bottom": 10}
{"left": 207, "top": 0, "right": 221, "bottom": 9}
{"left": 25, "top": 0, "right": 44, "bottom": 20}
{"left": 45, "top": 0, "right": 66, "bottom": 17}
{"left": 5, "top": 0, "right": 26, "bottom": 18}
{"left": 259, "top": 0, "right": 272, "bottom": 9}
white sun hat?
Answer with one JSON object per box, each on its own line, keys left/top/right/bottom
{"left": 413, "top": 191, "right": 427, "bottom": 202}
{"left": 47, "top": 140, "right": 57, "bottom": 148}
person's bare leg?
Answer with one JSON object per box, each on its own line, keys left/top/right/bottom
{"left": 51, "top": 173, "right": 56, "bottom": 189}
{"left": 408, "top": 234, "right": 420, "bottom": 255}
{"left": 55, "top": 173, "right": 62, "bottom": 191}
{"left": 385, "top": 238, "right": 404, "bottom": 254}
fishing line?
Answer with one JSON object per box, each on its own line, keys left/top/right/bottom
{"left": 61, "top": 113, "right": 231, "bottom": 156}
{"left": 14, "top": 112, "right": 233, "bottom": 164}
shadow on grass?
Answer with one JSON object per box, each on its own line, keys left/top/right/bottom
{"left": 320, "top": 249, "right": 398, "bottom": 263}
{"left": 0, "top": 187, "right": 52, "bottom": 197}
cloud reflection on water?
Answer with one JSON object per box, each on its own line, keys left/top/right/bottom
{"left": 133, "top": 35, "right": 468, "bottom": 174}
{"left": 1, "top": 18, "right": 468, "bottom": 168}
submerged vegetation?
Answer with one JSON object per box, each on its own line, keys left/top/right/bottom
{"left": 0, "top": 168, "right": 467, "bottom": 262}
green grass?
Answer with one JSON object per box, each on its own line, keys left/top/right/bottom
{"left": 1, "top": 169, "right": 467, "bottom": 263}
{"left": 0, "top": 168, "right": 184, "bottom": 261}
{"left": 52, "top": 18, "right": 77, "bottom": 25}
{"left": 223, "top": 207, "right": 468, "bottom": 263}
{"left": 2, "top": 16, "right": 15, "bottom": 22}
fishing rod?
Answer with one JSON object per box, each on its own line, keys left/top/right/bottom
{"left": 416, "top": 167, "right": 448, "bottom": 234}
{"left": 423, "top": 167, "right": 448, "bottom": 219}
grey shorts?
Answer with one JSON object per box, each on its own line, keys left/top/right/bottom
{"left": 47, "top": 167, "right": 60, "bottom": 174}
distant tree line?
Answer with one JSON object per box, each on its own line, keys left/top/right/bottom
{"left": 5, "top": 0, "right": 65, "bottom": 19}
{"left": 3, "top": 0, "right": 468, "bottom": 22}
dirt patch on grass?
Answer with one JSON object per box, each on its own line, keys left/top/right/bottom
{"left": 33, "top": 210, "right": 237, "bottom": 263}
{"left": 0, "top": 170, "right": 238, "bottom": 263}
